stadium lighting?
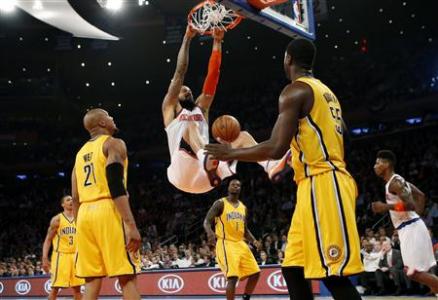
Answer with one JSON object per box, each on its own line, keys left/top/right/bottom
{"left": 105, "top": 0, "right": 123, "bottom": 11}
{"left": 0, "top": 0, "right": 17, "bottom": 13}
{"left": 32, "top": 0, "right": 43, "bottom": 10}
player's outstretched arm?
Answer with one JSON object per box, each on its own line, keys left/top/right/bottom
{"left": 42, "top": 215, "right": 60, "bottom": 274}
{"left": 105, "top": 137, "right": 141, "bottom": 253}
{"left": 196, "top": 29, "right": 224, "bottom": 116}
{"left": 205, "top": 82, "right": 310, "bottom": 161}
{"left": 162, "top": 26, "right": 197, "bottom": 126}
{"left": 203, "top": 199, "right": 224, "bottom": 245}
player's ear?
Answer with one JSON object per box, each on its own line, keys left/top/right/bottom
{"left": 284, "top": 52, "right": 292, "bottom": 66}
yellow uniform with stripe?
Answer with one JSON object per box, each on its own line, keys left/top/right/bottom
{"left": 283, "top": 77, "right": 364, "bottom": 278}
{"left": 215, "top": 198, "right": 260, "bottom": 279}
{"left": 50, "top": 213, "right": 84, "bottom": 288}
{"left": 75, "top": 135, "right": 140, "bottom": 278}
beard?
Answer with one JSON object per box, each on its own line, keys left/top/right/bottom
{"left": 179, "top": 95, "right": 196, "bottom": 111}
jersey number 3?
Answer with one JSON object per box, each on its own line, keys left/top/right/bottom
{"left": 84, "top": 163, "right": 96, "bottom": 186}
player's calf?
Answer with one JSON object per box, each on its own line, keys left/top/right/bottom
{"left": 226, "top": 276, "right": 238, "bottom": 300}
{"left": 242, "top": 271, "right": 260, "bottom": 300}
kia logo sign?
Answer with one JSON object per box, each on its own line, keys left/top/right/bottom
{"left": 267, "top": 270, "right": 288, "bottom": 292}
{"left": 0, "top": 282, "right": 4, "bottom": 294}
{"left": 157, "top": 274, "right": 184, "bottom": 294}
{"left": 44, "top": 280, "right": 52, "bottom": 294}
{"left": 15, "top": 280, "right": 31, "bottom": 295}
{"left": 208, "top": 273, "right": 227, "bottom": 293}
{"left": 208, "top": 272, "right": 239, "bottom": 293}
{"left": 114, "top": 279, "right": 122, "bottom": 294}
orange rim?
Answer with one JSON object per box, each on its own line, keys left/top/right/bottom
{"left": 188, "top": 0, "right": 243, "bottom": 35}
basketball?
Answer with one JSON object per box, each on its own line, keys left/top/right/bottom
{"left": 212, "top": 115, "right": 241, "bottom": 143}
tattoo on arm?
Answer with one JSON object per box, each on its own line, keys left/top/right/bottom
{"left": 389, "top": 178, "right": 416, "bottom": 210}
{"left": 163, "top": 37, "right": 192, "bottom": 109}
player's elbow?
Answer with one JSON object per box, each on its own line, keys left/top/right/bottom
{"left": 269, "top": 143, "right": 289, "bottom": 160}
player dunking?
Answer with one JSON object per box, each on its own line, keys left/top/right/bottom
{"left": 72, "top": 109, "right": 141, "bottom": 300}
{"left": 42, "top": 195, "right": 83, "bottom": 300}
{"left": 163, "top": 25, "right": 290, "bottom": 194}
{"left": 204, "top": 179, "right": 261, "bottom": 300}
{"left": 372, "top": 150, "right": 438, "bottom": 293}
{"left": 206, "top": 39, "right": 364, "bottom": 300}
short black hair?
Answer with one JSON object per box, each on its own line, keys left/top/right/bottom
{"left": 286, "top": 38, "right": 316, "bottom": 70}
{"left": 377, "top": 150, "right": 397, "bottom": 167}
{"left": 60, "top": 195, "right": 70, "bottom": 205}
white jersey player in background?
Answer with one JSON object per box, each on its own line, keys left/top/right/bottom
{"left": 162, "top": 25, "right": 290, "bottom": 194}
{"left": 372, "top": 149, "right": 438, "bottom": 294}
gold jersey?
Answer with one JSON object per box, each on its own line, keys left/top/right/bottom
{"left": 75, "top": 135, "right": 127, "bottom": 203}
{"left": 291, "top": 77, "right": 348, "bottom": 183}
{"left": 52, "top": 213, "right": 77, "bottom": 254}
{"left": 215, "top": 198, "right": 246, "bottom": 242}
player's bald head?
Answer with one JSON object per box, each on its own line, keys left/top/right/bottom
{"left": 83, "top": 109, "right": 109, "bottom": 132}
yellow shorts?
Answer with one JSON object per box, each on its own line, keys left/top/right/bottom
{"left": 283, "top": 170, "right": 364, "bottom": 279}
{"left": 76, "top": 199, "right": 141, "bottom": 278}
{"left": 51, "top": 252, "right": 84, "bottom": 288}
{"left": 216, "top": 239, "right": 260, "bottom": 280}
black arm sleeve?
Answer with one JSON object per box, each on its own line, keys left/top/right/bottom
{"left": 106, "top": 163, "right": 127, "bottom": 199}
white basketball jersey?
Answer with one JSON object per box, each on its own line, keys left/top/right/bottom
{"left": 385, "top": 174, "right": 419, "bottom": 228}
{"left": 164, "top": 106, "right": 209, "bottom": 156}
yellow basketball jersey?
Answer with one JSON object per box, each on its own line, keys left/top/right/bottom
{"left": 290, "top": 77, "right": 348, "bottom": 183}
{"left": 52, "top": 213, "right": 77, "bottom": 253}
{"left": 215, "top": 198, "right": 246, "bottom": 242}
{"left": 75, "top": 135, "right": 127, "bottom": 203}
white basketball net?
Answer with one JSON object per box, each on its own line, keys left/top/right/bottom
{"left": 189, "top": 1, "right": 240, "bottom": 34}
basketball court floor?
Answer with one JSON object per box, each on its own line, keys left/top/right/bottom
{"left": 7, "top": 297, "right": 437, "bottom": 300}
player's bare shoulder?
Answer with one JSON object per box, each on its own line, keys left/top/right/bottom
{"left": 211, "top": 198, "right": 225, "bottom": 216}
{"left": 388, "top": 176, "right": 406, "bottom": 194}
{"left": 50, "top": 214, "right": 61, "bottom": 229}
{"left": 103, "top": 137, "right": 127, "bottom": 157}
{"left": 279, "top": 80, "right": 313, "bottom": 117}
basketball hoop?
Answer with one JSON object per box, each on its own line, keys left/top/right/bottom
{"left": 188, "top": 0, "right": 242, "bottom": 35}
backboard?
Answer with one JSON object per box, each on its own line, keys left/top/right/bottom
{"left": 219, "top": 0, "right": 315, "bottom": 40}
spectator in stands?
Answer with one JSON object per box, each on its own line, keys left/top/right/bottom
{"left": 258, "top": 251, "right": 273, "bottom": 266}
{"left": 203, "top": 255, "right": 215, "bottom": 268}
{"left": 280, "top": 234, "right": 287, "bottom": 252}
{"left": 375, "top": 240, "right": 405, "bottom": 295}
{"left": 391, "top": 231, "right": 401, "bottom": 250}
{"left": 360, "top": 240, "right": 381, "bottom": 295}
{"left": 162, "top": 254, "right": 177, "bottom": 269}
{"left": 193, "top": 253, "right": 205, "bottom": 267}
{"left": 378, "top": 227, "right": 391, "bottom": 243}
{"left": 276, "top": 250, "right": 284, "bottom": 264}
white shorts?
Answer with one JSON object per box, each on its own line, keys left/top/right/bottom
{"left": 167, "top": 149, "right": 236, "bottom": 194}
{"left": 398, "top": 218, "right": 436, "bottom": 275}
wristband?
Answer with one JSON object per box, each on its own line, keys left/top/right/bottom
{"left": 394, "top": 202, "right": 406, "bottom": 212}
